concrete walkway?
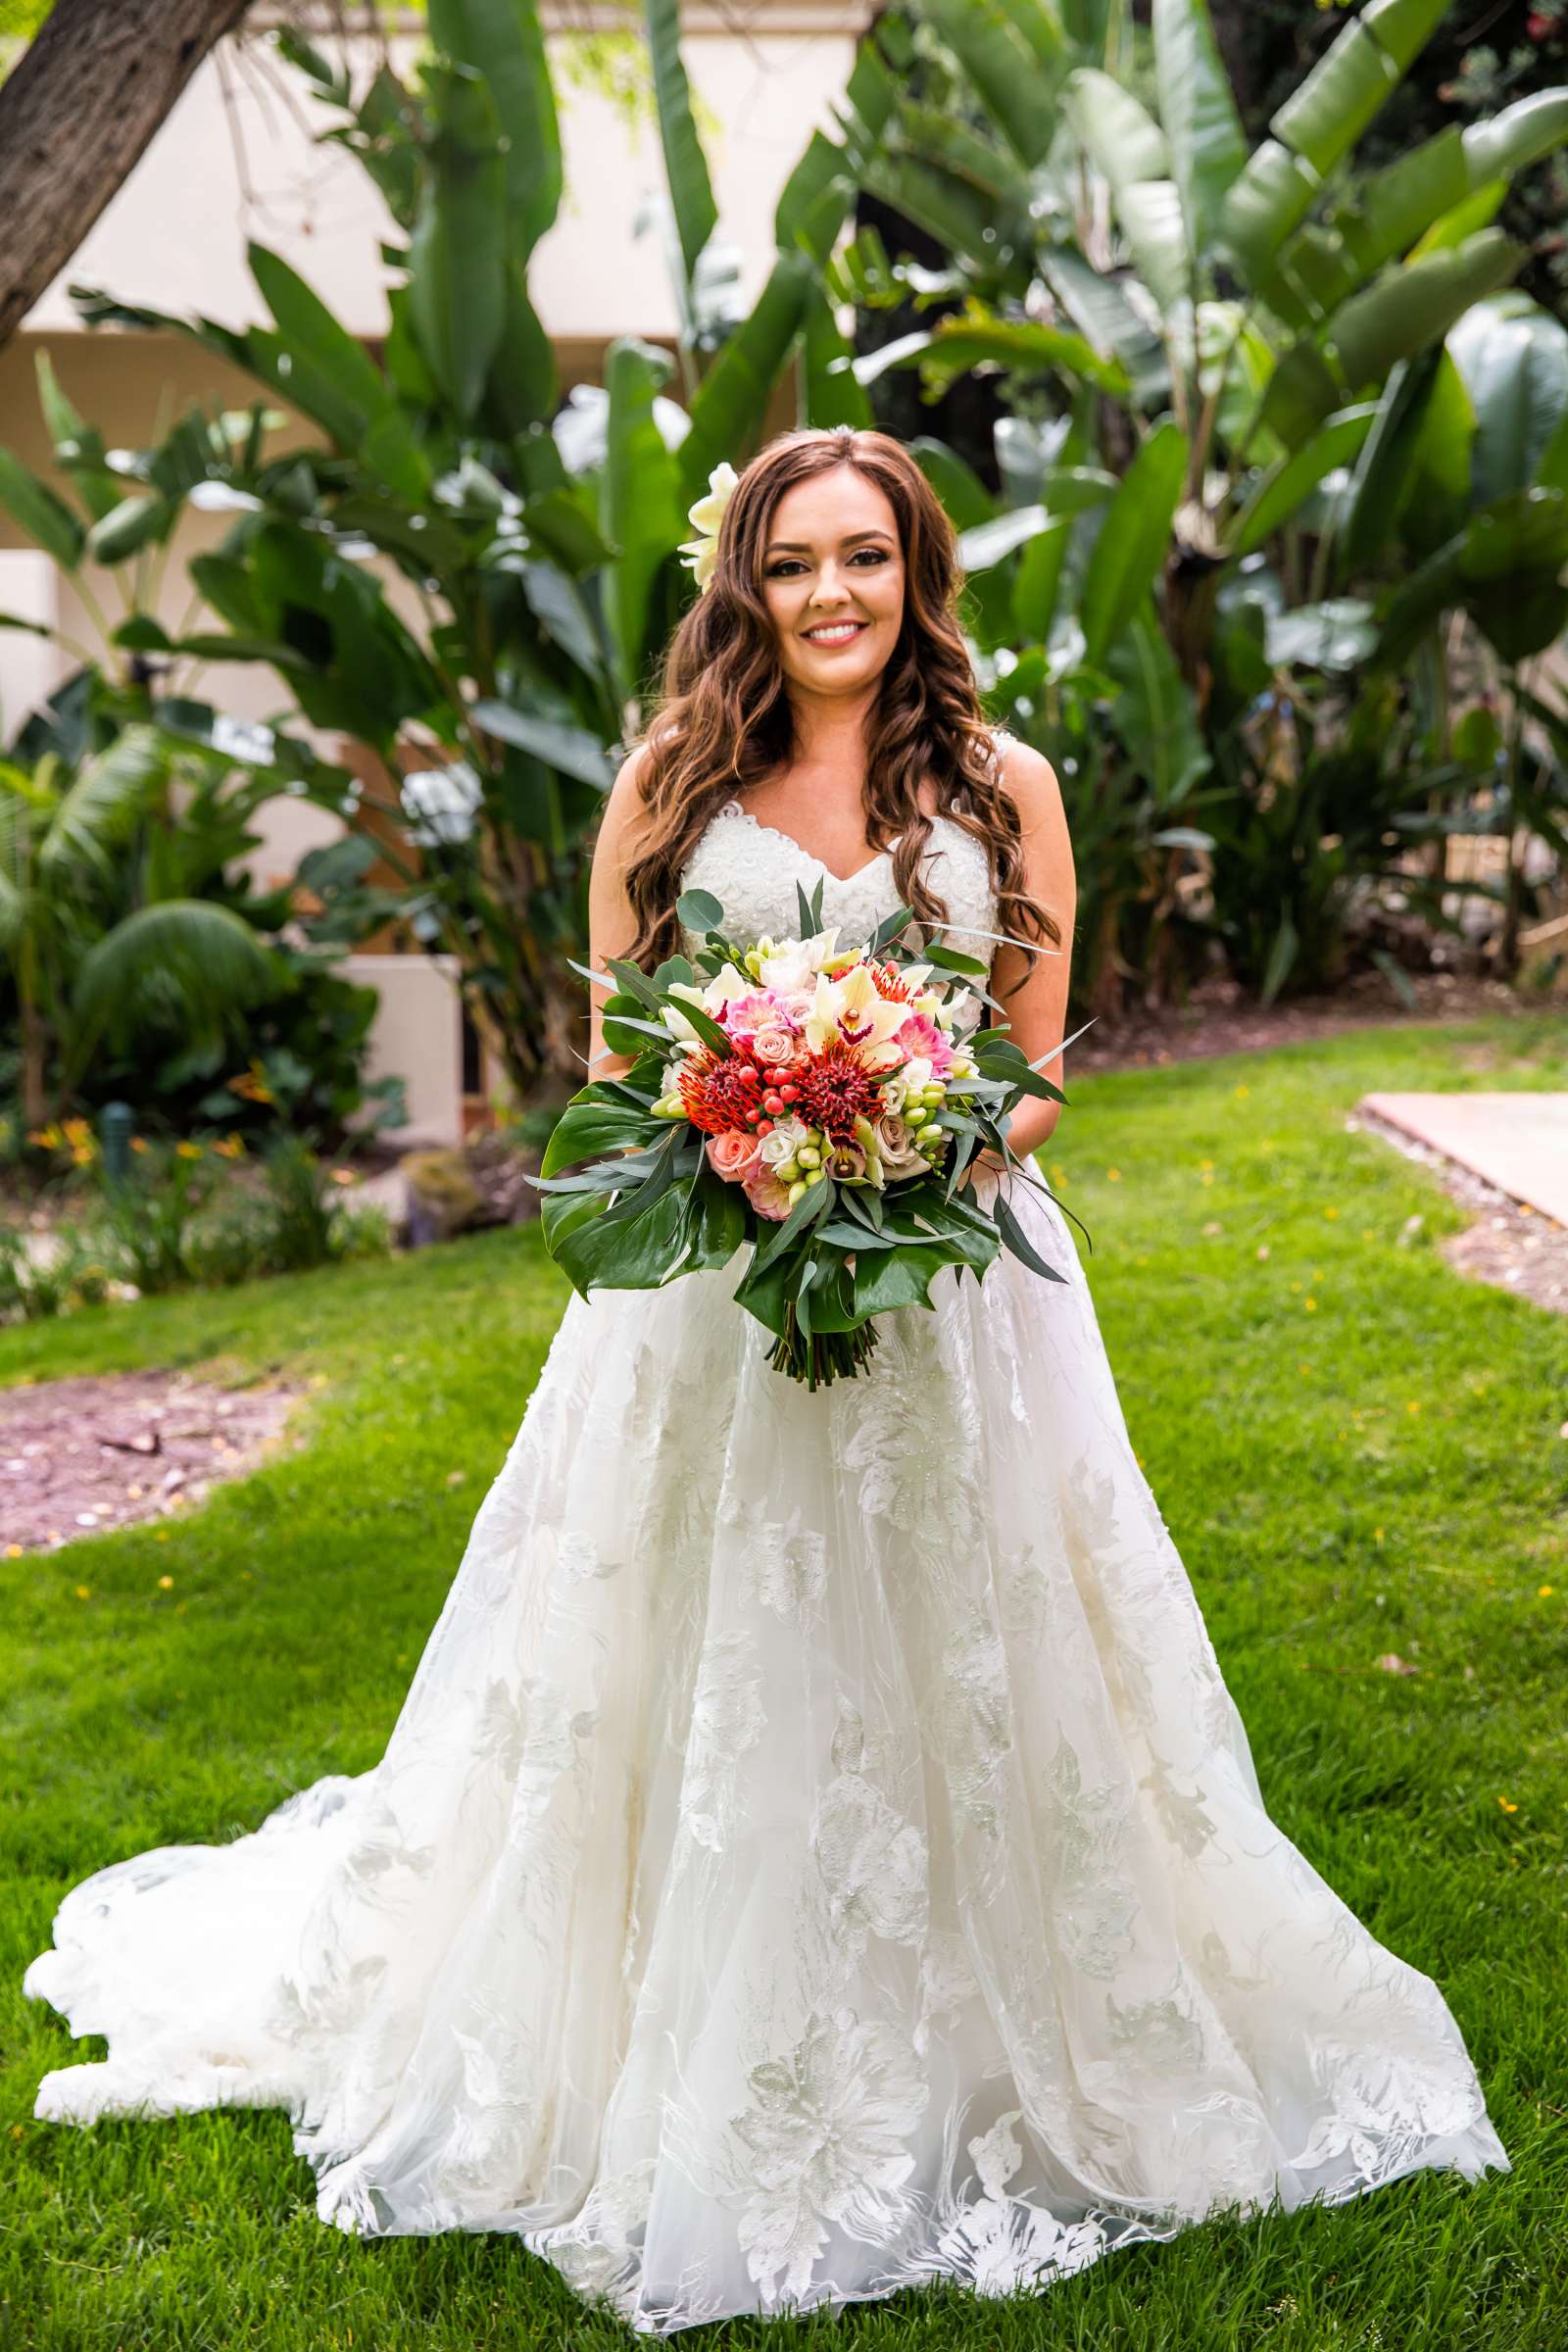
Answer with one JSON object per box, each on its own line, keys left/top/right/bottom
{"left": 1357, "top": 1093, "right": 1568, "bottom": 1226}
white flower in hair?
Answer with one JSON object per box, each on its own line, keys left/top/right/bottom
{"left": 678, "top": 460, "right": 738, "bottom": 593}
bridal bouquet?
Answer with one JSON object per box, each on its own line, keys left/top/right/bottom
{"left": 532, "top": 874, "right": 1076, "bottom": 1386}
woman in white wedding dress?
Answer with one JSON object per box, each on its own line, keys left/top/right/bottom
{"left": 25, "top": 426, "right": 1507, "bottom": 2333}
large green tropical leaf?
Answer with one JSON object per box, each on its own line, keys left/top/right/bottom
{"left": 470, "top": 701, "right": 618, "bottom": 790}
{"left": 1104, "top": 612, "right": 1209, "bottom": 807}
{"left": 601, "top": 338, "right": 684, "bottom": 704}
{"left": 1269, "top": 0, "right": 1451, "bottom": 178}
{"left": 1328, "top": 227, "right": 1520, "bottom": 392}
{"left": 1152, "top": 0, "right": 1248, "bottom": 262}
{"left": 1061, "top": 70, "right": 1189, "bottom": 311}
{"left": 426, "top": 0, "right": 562, "bottom": 251}
{"left": 857, "top": 151, "right": 1007, "bottom": 273}
{"left": 910, "top": 439, "right": 998, "bottom": 531}
{"left": 407, "top": 66, "right": 508, "bottom": 425}
{"left": 1446, "top": 293, "right": 1568, "bottom": 507}
{"left": 1229, "top": 404, "right": 1378, "bottom": 556}
{"left": 856, "top": 314, "right": 1130, "bottom": 400}
{"left": 1078, "top": 419, "right": 1187, "bottom": 663}
{"left": 679, "top": 252, "right": 814, "bottom": 500}
{"left": 1218, "top": 140, "right": 1323, "bottom": 291}
{"left": 481, "top": 259, "right": 559, "bottom": 438}
{"left": 84, "top": 494, "right": 175, "bottom": 565}
{"left": 1220, "top": 0, "right": 1452, "bottom": 287}
{"left": 643, "top": 0, "right": 718, "bottom": 283}
{"left": 1336, "top": 355, "right": 1446, "bottom": 575}
{"left": 775, "top": 17, "right": 902, "bottom": 265}
{"left": 1379, "top": 486, "right": 1568, "bottom": 664}
{"left": 1393, "top": 345, "right": 1476, "bottom": 553}
{"left": 920, "top": 0, "right": 1066, "bottom": 170}
{"left": 248, "top": 245, "right": 428, "bottom": 500}
{"left": 33, "top": 351, "right": 122, "bottom": 522}
{"left": 0, "top": 448, "right": 84, "bottom": 569}
{"left": 801, "top": 284, "right": 873, "bottom": 429}
{"left": 1462, "top": 86, "right": 1568, "bottom": 187}
{"left": 1038, "top": 248, "right": 1168, "bottom": 400}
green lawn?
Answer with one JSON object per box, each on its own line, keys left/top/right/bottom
{"left": 3, "top": 1012, "right": 1566, "bottom": 2351}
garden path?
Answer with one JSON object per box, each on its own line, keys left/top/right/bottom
{"left": 1357, "top": 1093, "right": 1568, "bottom": 1226}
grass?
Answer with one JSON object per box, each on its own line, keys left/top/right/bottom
{"left": 2, "top": 1010, "right": 1566, "bottom": 2352}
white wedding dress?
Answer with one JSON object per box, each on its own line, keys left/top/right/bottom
{"left": 24, "top": 732, "right": 1507, "bottom": 2332}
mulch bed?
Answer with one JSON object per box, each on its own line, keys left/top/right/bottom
{"left": 1, "top": 1370, "right": 302, "bottom": 1557}
{"left": 1071, "top": 969, "right": 1545, "bottom": 1074}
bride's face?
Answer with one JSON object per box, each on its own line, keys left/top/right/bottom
{"left": 759, "top": 466, "right": 906, "bottom": 698}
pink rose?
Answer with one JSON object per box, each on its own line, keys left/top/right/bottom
{"left": 707, "top": 1130, "right": 760, "bottom": 1183}
{"left": 743, "top": 1160, "right": 793, "bottom": 1221}
{"left": 751, "top": 1025, "right": 795, "bottom": 1065}
{"left": 895, "top": 1012, "right": 955, "bottom": 1077}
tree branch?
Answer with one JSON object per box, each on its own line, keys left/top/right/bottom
{"left": 0, "top": 0, "right": 253, "bottom": 352}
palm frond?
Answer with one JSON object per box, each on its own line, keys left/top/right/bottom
{"left": 39, "top": 725, "right": 168, "bottom": 878}
{"left": 72, "top": 898, "right": 279, "bottom": 1054}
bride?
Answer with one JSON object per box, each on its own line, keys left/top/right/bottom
{"left": 24, "top": 423, "right": 1507, "bottom": 2333}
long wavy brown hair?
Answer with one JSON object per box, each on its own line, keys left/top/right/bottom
{"left": 620, "top": 424, "right": 1059, "bottom": 990}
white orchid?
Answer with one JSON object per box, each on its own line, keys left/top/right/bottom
{"left": 678, "top": 461, "right": 739, "bottom": 593}
{"left": 662, "top": 962, "right": 754, "bottom": 1041}
{"left": 703, "top": 961, "right": 756, "bottom": 1013}
{"left": 804, "top": 964, "right": 909, "bottom": 1064}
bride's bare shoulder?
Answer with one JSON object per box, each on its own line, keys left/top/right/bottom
{"left": 597, "top": 739, "right": 658, "bottom": 858}
{"left": 992, "top": 730, "right": 1064, "bottom": 828}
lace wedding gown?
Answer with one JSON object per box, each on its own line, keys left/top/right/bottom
{"left": 25, "top": 733, "right": 1507, "bottom": 2332}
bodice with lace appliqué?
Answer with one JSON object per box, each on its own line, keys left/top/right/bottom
{"left": 676, "top": 728, "right": 1011, "bottom": 969}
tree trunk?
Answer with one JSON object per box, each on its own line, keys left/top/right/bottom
{"left": 21, "top": 997, "right": 50, "bottom": 1130}
{"left": 0, "top": 0, "right": 251, "bottom": 352}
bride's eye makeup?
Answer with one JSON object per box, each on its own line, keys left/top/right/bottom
{"left": 764, "top": 548, "right": 892, "bottom": 578}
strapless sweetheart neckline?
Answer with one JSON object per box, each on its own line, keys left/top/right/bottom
{"left": 710, "top": 797, "right": 995, "bottom": 893}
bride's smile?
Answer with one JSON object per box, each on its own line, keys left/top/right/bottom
{"left": 760, "top": 465, "right": 906, "bottom": 700}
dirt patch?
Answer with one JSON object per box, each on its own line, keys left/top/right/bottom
{"left": 1348, "top": 1107, "right": 1568, "bottom": 1319}
{"left": 0, "top": 1370, "right": 303, "bottom": 1555}
{"left": 1075, "top": 971, "right": 1550, "bottom": 1074}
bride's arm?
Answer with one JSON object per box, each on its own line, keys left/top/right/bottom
{"left": 585, "top": 745, "right": 654, "bottom": 1084}
{"left": 980, "top": 738, "right": 1076, "bottom": 1163}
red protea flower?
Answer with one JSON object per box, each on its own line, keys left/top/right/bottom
{"left": 677, "top": 1047, "right": 763, "bottom": 1136}
{"left": 792, "top": 1041, "right": 883, "bottom": 1141}
{"left": 867, "top": 959, "right": 917, "bottom": 1004}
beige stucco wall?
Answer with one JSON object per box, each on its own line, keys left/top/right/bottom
{"left": 23, "top": 7, "right": 859, "bottom": 342}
